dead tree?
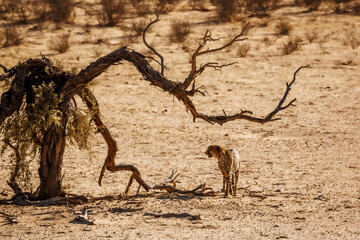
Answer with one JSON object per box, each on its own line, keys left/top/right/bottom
{"left": 0, "top": 13, "right": 309, "bottom": 199}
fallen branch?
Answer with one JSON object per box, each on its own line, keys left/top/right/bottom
{"left": 152, "top": 183, "right": 215, "bottom": 196}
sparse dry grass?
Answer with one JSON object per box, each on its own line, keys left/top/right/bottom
{"left": 306, "top": 31, "right": 318, "bottom": 43}
{"left": 130, "top": 19, "right": 148, "bottom": 38}
{"left": 215, "top": 0, "right": 239, "bottom": 22}
{"left": 296, "top": 0, "right": 322, "bottom": 11}
{"left": 157, "top": 0, "right": 179, "bottom": 13}
{"left": 170, "top": 20, "right": 191, "bottom": 43}
{"left": 274, "top": 20, "right": 292, "bottom": 36}
{"left": 131, "top": 0, "right": 153, "bottom": 16}
{"left": 98, "top": 0, "right": 127, "bottom": 26}
{"left": 49, "top": 33, "right": 71, "bottom": 53}
{"left": 343, "top": 34, "right": 360, "bottom": 49}
{"left": 244, "top": 0, "right": 279, "bottom": 16}
{"left": 45, "top": 0, "right": 75, "bottom": 23}
{"left": 236, "top": 43, "right": 250, "bottom": 57}
{"left": 282, "top": 37, "right": 302, "bottom": 55}
{"left": 189, "top": 0, "right": 207, "bottom": 11}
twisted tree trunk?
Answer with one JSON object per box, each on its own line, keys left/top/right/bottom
{"left": 38, "top": 118, "right": 67, "bottom": 200}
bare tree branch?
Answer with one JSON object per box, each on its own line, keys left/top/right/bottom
{"left": 152, "top": 183, "right": 215, "bottom": 196}
{"left": 0, "top": 64, "right": 8, "bottom": 73}
{"left": 142, "top": 10, "right": 165, "bottom": 75}
{"left": 173, "top": 65, "right": 310, "bottom": 125}
{"left": 78, "top": 88, "right": 150, "bottom": 192}
{"left": 182, "top": 22, "right": 250, "bottom": 90}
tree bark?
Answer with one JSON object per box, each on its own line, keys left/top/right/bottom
{"left": 37, "top": 119, "right": 67, "bottom": 200}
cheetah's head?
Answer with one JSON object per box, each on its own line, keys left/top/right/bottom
{"left": 205, "top": 145, "right": 222, "bottom": 158}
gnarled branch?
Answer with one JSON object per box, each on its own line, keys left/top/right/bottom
{"left": 142, "top": 10, "right": 165, "bottom": 75}
{"left": 182, "top": 22, "right": 250, "bottom": 90}
{"left": 78, "top": 88, "right": 150, "bottom": 191}
{"left": 172, "top": 65, "right": 310, "bottom": 125}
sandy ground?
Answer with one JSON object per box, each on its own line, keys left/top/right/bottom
{"left": 0, "top": 1, "right": 360, "bottom": 239}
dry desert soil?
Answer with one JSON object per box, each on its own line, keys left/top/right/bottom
{"left": 0, "top": 1, "right": 359, "bottom": 239}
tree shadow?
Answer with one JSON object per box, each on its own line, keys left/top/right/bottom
{"left": 144, "top": 212, "right": 201, "bottom": 221}
{"left": 109, "top": 207, "right": 143, "bottom": 213}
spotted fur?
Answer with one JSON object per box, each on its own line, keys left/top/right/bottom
{"left": 205, "top": 145, "right": 240, "bottom": 197}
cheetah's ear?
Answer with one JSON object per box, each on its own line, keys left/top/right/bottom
{"left": 216, "top": 146, "right": 221, "bottom": 151}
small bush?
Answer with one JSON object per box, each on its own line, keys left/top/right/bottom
{"left": 282, "top": 38, "right": 302, "bottom": 55}
{"left": 243, "top": 0, "right": 279, "bottom": 16}
{"left": 13, "top": 1, "right": 33, "bottom": 24}
{"left": 0, "top": 0, "right": 33, "bottom": 24}
{"left": 0, "top": 27, "right": 23, "bottom": 48}
{"left": 236, "top": 43, "right": 250, "bottom": 57}
{"left": 295, "top": 0, "right": 322, "bottom": 11}
{"left": 263, "top": 36, "right": 273, "bottom": 47}
{"left": 98, "top": 0, "right": 127, "bottom": 26}
{"left": 305, "top": 31, "right": 318, "bottom": 43}
{"left": 0, "top": 0, "right": 11, "bottom": 21}
{"left": 215, "top": 0, "right": 239, "bottom": 22}
{"left": 50, "top": 33, "right": 71, "bottom": 53}
{"left": 189, "top": 0, "right": 207, "bottom": 11}
{"left": 274, "top": 20, "right": 292, "bottom": 36}
{"left": 345, "top": 34, "right": 360, "bottom": 49}
{"left": 43, "top": 0, "right": 75, "bottom": 23}
{"left": 170, "top": 20, "right": 191, "bottom": 43}
{"left": 256, "top": 18, "right": 270, "bottom": 28}
{"left": 93, "top": 46, "right": 104, "bottom": 58}
{"left": 131, "top": 0, "right": 153, "bottom": 16}
{"left": 157, "top": 0, "right": 179, "bottom": 13}
{"left": 332, "top": 0, "right": 360, "bottom": 14}
{"left": 353, "top": 4, "right": 360, "bottom": 15}
{"left": 130, "top": 19, "right": 148, "bottom": 38}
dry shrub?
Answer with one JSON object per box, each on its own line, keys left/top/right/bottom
{"left": 93, "top": 45, "right": 104, "bottom": 58}
{"left": 263, "top": 36, "right": 272, "bottom": 47}
{"left": 157, "top": 0, "right": 180, "bottom": 13}
{"left": 243, "top": 0, "right": 279, "bottom": 16}
{"left": 0, "top": 0, "right": 33, "bottom": 24}
{"left": 332, "top": 0, "right": 360, "bottom": 14}
{"left": 50, "top": 33, "right": 71, "bottom": 53}
{"left": 170, "top": 20, "right": 191, "bottom": 43}
{"left": 131, "top": 0, "right": 153, "bottom": 16}
{"left": 0, "top": 27, "right": 23, "bottom": 48}
{"left": 98, "top": 0, "right": 127, "bottom": 26}
{"left": 0, "top": 0, "right": 74, "bottom": 24}
{"left": 305, "top": 31, "right": 318, "bottom": 43}
{"left": 236, "top": 43, "right": 250, "bottom": 57}
{"left": 256, "top": 18, "right": 270, "bottom": 28}
{"left": 344, "top": 34, "right": 360, "bottom": 49}
{"left": 128, "top": 19, "right": 149, "bottom": 38}
{"left": 215, "top": 0, "right": 239, "bottom": 22}
{"left": 282, "top": 37, "right": 302, "bottom": 55}
{"left": 0, "top": 0, "right": 11, "bottom": 21}
{"left": 12, "top": 1, "right": 33, "bottom": 24}
{"left": 295, "top": 0, "right": 322, "bottom": 10}
{"left": 274, "top": 20, "right": 292, "bottom": 35}
{"left": 189, "top": 0, "right": 207, "bottom": 11}
{"left": 31, "top": 2, "right": 49, "bottom": 22}
{"left": 352, "top": 3, "right": 360, "bottom": 15}
{"left": 43, "top": 0, "right": 75, "bottom": 23}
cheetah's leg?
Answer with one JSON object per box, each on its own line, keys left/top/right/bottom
{"left": 222, "top": 176, "right": 226, "bottom": 192}
{"left": 224, "top": 176, "right": 230, "bottom": 197}
{"left": 229, "top": 173, "right": 234, "bottom": 196}
{"left": 234, "top": 170, "right": 239, "bottom": 196}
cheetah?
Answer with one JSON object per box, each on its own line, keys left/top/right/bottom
{"left": 205, "top": 145, "right": 240, "bottom": 197}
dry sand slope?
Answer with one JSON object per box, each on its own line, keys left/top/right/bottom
{"left": 0, "top": 1, "right": 360, "bottom": 239}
